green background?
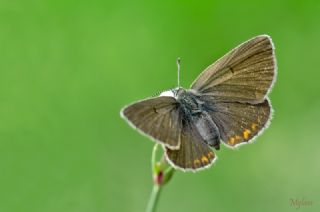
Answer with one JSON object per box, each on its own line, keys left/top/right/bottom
{"left": 1, "top": 0, "right": 319, "bottom": 211}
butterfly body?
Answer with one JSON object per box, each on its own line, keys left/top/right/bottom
{"left": 173, "top": 88, "right": 221, "bottom": 150}
{"left": 121, "top": 35, "right": 277, "bottom": 171}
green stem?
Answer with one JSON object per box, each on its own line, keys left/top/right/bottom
{"left": 146, "top": 143, "right": 161, "bottom": 212}
{"left": 146, "top": 143, "right": 174, "bottom": 212}
{"left": 151, "top": 143, "right": 158, "bottom": 173}
{"left": 146, "top": 184, "right": 162, "bottom": 212}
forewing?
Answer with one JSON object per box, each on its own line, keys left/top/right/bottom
{"left": 205, "top": 99, "right": 271, "bottom": 147}
{"left": 121, "top": 96, "right": 181, "bottom": 149}
{"left": 191, "top": 35, "right": 276, "bottom": 103}
{"left": 165, "top": 118, "right": 216, "bottom": 171}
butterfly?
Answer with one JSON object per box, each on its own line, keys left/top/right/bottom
{"left": 120, "top": 35, "right": 277, "bottom": 172}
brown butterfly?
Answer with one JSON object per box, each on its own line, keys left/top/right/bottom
{"left": 120, "top": 35, "right": 277, "bottom": 172}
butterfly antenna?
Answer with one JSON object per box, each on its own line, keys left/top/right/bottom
{"left": 177, "top": 57, "right": 181, "bottom": 88}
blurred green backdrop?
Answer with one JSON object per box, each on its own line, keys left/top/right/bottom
{"left": 1, "top": 0, "right": 319, "bottom": 211}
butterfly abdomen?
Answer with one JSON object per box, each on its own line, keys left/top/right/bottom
{"left": 193, "top": 112, "right": 221, "bottom": 150}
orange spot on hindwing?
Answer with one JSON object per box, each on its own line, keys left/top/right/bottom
{"left": 207, "top": 152, "right": 214, "bottom": 159}
{"left": 194, "top": 159, "right": 201, "bottom": 167}
{"left": 235, "top": 135, "right": 241, "bottom": 140}
{"left": 243, "top": 129, "right": 251, "bottom": 140}
{"left": 201, "top": 156, "right": 209, "bottom": 164}
{"left": 251, "top": 123, "right": 257, "bottom": 131}
{"left": 229, "top": 137, "right": 235, "bottom": 145}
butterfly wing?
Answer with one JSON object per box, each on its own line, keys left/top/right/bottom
{"left": 191, "top": 35, "right": 276, "bottom": 104}
{"left": 165, "top": 118, "right": 216, "bottom": 171}
{"left": 121, "top": 96, "right": 182, "bottom": 150}
{"left": 203, "top": 98, "right": 271, "bottom": 147}
{"left": 191, "top": 35, "right": 276, "bottom": 147}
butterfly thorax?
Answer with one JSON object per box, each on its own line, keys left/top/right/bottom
{"left": 174, "top": 88, "right": 221, "bottom": 150}
{"left": 174, "top": 88, "right": 201, "bottom": 114}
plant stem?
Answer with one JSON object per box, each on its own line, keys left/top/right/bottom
{"left": 146, "top": 143, "right": 161, "bottom": 212}
{"left": 151, "top": 143, "right": 158, "bottom": 173}
{"left": 146, "top": 143, "right": 174, "bottom": 212}
{"left": 146, "top": 184, "right": 162, "bottom": 212}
